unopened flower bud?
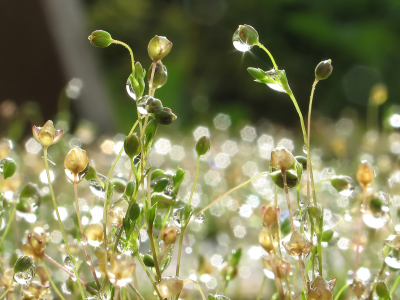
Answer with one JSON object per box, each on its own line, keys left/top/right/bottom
{"left": 195, "top": 136, "right": 211, "bottom": 156}
{"left": 14, "top": 256, "right": 34, "bottom": 274}
{"left": 148, "top": 62, "right": 168, "bottom": 89}
{"left": 159, "top": 225, "right": 180, "bottom": 245}
{"left": 143, "top": 254, "right": 155, "bottom": 267}
{"left": 356, "top": 160, "right": 374, "bottom": 188}
{"left": 282, "top": 231, "right": 313, "bottom": 259}
{"left": 145, "top": 97, "right": 163, "bottom": 114}
{"left": 156, "top": 276, "right": 184, "bottom": 298}
{"left": 376, "top": 281, "right": 389, "bottom": 298}
{"left": 124, "top": 134, "right": 141, "bottom": 158}
{"left": 148, "top": 36, "right": 172, "bottom": 61}
{"left": 84, "top": 222, "right": 104, "bottom": 244}
{"left": 156, "top": 107, "right": 177, "bottom": 125}
{"left": 271, "top": 146, "right": 295, "bottom": 171}
{"left": 261, "top": 204, "right": 280, "bottom": 226}
{"left": 330, "top": 175, "right": 353, "bottom": 195}
{"left": 306, "top": 276, "right": 336, "bottom": 300}
{"left": 64, "top": 147, "right": 89, "bottom": 183}
{"left": 32, "top": 120, "right": 63, "bottom": 147}
{"left": 88, "top": 30, "right": 113, "bottom": 48}
{"left": 232, "top": 25, "right": 259, "bottom": 52}
{"left": 315, "top": 59, "right": 333, "bottom": 81}
{"left": 0, "top": 158, "right": 16, "bottom": 179}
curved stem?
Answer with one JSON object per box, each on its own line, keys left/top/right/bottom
{"left": 0, "top": 179, "right": 5, "bottom": 195}
{"left": 306, "top": 79, "right": 319, "bottom": 206}
{"left": 0, "top": 205, "right": 16, "bottom": 246}
{"left": 353, "top": 187, "right": 367, "bottom": 280}
{"left": 43, "top": 254, "right": 98, "bottom": 294}
{"left": 41, "top": 259, "right": 66, "bottom": 300}
{"left": 315, "top": 178, "right": 331, "bottom": 192}
{"left": 128, "top": 284, "right": 145, "bottom": 300}
{"left": 390, "top": 271, "right": 400, "bottom": 296}
{"left": 134, "top": 253, "right": 162, "bottom": 300}
{"left": 256, "top": 42, "right": 279, "bottom": 72}
{"left": 187, "top": 156, "right": 200, "bottom": 207}
{"left": 73, "top": 180, "right": 100, "bottom": 288}
{"left": 334, "top": 284, "right": 349, "bottom": 300}
{"left": 183, "top": 279, "right": 206, "bottom": 300}
{"left": 112, "top": 40, "right": 135, "bottom": 73}
{"left": 282, "top": 170, "right": 295, "bottom": 232}
{"left": 193, "top": 172, "right": 269, "bottom": 221}
{"left": 43, "top": 147, "right": 86, "bottom": 299}
{"left": 0, "top": 282, "right": 12, "bottom": 299}
{"left": 368, "top": 261, "right": 386, "bottom": 298}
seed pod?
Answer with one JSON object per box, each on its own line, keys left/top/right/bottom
{"left": 145, "top": 97, "right": 163, "bottom": 114}
{"left": 148, "top": 36, "right": 172, "bottom": 61}
{"left": 261, "top": 204, "right": 279, "bottom": 226}
{"left": 159, "top": 225, "right": 180, "bottom": 245}
{"left": 356, "top": 160, "right": 374, "bottom": 188}
{"left": 306, "top": 276, "right": 336, "bottom": 300}
{"left": 156, "top": 276, "right": 184, "bottom": 298}
{"left": 271, "top": 146, "right": 295, "bottom": 171}
{"left": 195, "top": 136, "right": 211, "bottom": 156}
{"left": 315, "top": 59, "right": 333, "bottom": 80}
{"left": 143, "top": 254, "right": 155, "bottom": 267}
{"left": 148, "top": 62, "right": 168, "bottom": 89}
{"left": 14, "top": 256, "right": 34, "bottom": 274}
{"left": 282, "top": 230, "right": 313, "bottom": 259}
{"left": 64, "top": 146, "right": 89, "bottom": 183}
{"left": 88, "top": 30, "right": 113, "bottom": 48}
{"left": 0, "top": 158, "right": 16, "bottom": 179}
{"left": 156, "top": 107, "right": 177, "bottom": 125}
{"left": 376, "top": 281, "right": 389, "bottom": 298}
{"left": 124, "top": 134, "right": 141, "bottom": 158}
{"left": 32, "top": 120, "right": 63, "bottom": 147}
{"left": 258, "top": 226, "right": 278, "bottom": 253}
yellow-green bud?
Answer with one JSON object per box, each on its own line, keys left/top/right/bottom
{"left": 148, "top": 36, "right": 172, "bottom": 61}
{"left": 271, "top": 146, "right": 295, "bottom": 171}
{"left": 315, "top": 59, "right": 333, "bottom": 80}
{"left": 124, "top": 134, "right": 141, "bottom": 158}
{"left": 0, "top": 158, "right": 16, "bottom": 179}
{"left": 356, "top": 160, "right": 374, "bottom": 188}
{"left": 88, "top": 30, "right": 113, "bottom": 48}
{"left": 196, "top": 136, "right": 211, "bottom": 156}
{"left": 148, "top": 61, "right": 168, "bottom": 89}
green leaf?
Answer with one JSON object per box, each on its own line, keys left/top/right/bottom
{"left": 173, "top": 167, "right": 186, "bottom": 197}
{"left": 147, "top": 203, "right": 158, "bottom": 227}
{"left": 228, "top": 248, "right": 242, "bottom": 268}
{"left": 151, "top": 193, "right": 173, "bottom": 209}
{"left": 321, "top": 229, "right": 334, "bottom": 242}
{"left": 125, "top": 181, "right": 136, "bottom": 198}
{"left": 128, "top": 203, "right": 140, "bottom": 221}
{"left": 301, "top": 290, "right": 307, "bottom": 300}
{"left": 153, "top": 178, "right": 169, "bottom": 192}
{"left": 151, "top": 169, "right": 164, "bottom": 181}
{"left": 14, "top": 255, "right": 33, "bottom": 274}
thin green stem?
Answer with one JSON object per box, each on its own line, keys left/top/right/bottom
{"left": 0, "top": 282, "right": 12, "bottom": 299}
{"left": 112, "top": 40, "right": 135, "bottom": 73}
{"left": 368, "top": 262, "right": 386, "bottom": 298}
{"left": 333, "top": 284, "right": 349, "bottom": 300}
{"left": 73, "top": 180, "right": 100, "bottom": 288}
{"left": 101, "top": 119, "right": 140, "bottom": 289}
{"left": 148, "top": 227, "right": 162, "bottom": 280}
{"left": 390, "top": 271, "right": 400, "bottom": 296}
{"left": 149, "top": 61, "right": 157, "bottom": 97}
{"left": 188, "top": 156, "right": 200, "bottom": 207}
{"left": 315, "top": 178, "right": 331, "bottom": 192}
{"left": 134, "top": 253, "right": 162, "bottom": 300}
{"left": 183, "top": 279, "right": 206, "bottom": 300}
{"left": 256, "top": 42, "right": 279, "bottom": 72}
{"left": 193, "top": 172, "right": 269, "bottom": 221}
{"left": 41, "top": 259, "right": 66, "bottom": 300}
{"left": 353, "top": 187, "right": 367, "bottom": 280}
{"left": 0, "top": 205, "right": 16, "bottom": 246}
{"left": 256, "top": 275, "right": 267, "bottom": 300}
{"left": 43, "top": 147, "right": 86, "bottom": 299}
{"left": 128, "top": 284, "right": 145, "bottom": 300}
{"left": 282, "top": 170, "right": 295, "bottom": 232}
{"left": 175, "top": 226, "right": 186, "bottom": 278}
{"left": 0, "top": 179, "right": 5, "bottom": 195}
{"left": 307, "top": 79, "right": 319, "bottom": 206}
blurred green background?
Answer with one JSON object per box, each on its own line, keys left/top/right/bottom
{"left": 1, "top": 0, "right": 400, "bottom": 136}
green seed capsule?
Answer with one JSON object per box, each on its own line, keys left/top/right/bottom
{"left": 148, "top": 36, "right": 172, "bottom": 61}
{"left": 14, "top": 255, "right": 34, "bottom": 274}
{"left": 156, "top": 107, "right": 177, "bottom": 125}
{"left": 315, "top": 59, "right": 333, "bottom": 80}
{"left": 376, "top": 281, "right": 389, "bottom": 298}
{"left": 143, "top": 254, "right": 155, "bottom": 267}
{"left": 0, "top": 158, "right": 16, "bottom": 179}
{"left": 148, "top": 62, "right": 168, "bottom": 89}
{"left": 88, "top": 30, "right": 113, "bottom": 48}
{"left": 124, "top": 134, "right": 141, "bottom": 158}
{"left": 195, "top": 136, "right": 211, "bottom": 156}
{"left": 145, "top": 97, "right": 163, "bottom": 114}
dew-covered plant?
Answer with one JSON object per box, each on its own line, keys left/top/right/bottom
{"left": 0, "top": 22, "right": 399, "bottom": 300}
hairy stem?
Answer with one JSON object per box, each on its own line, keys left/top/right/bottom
{"left": 73, "top": 180, "right": 100, "bottom": 288}
{"left": 43, "top": 147, "right": 86, "bottom": 298}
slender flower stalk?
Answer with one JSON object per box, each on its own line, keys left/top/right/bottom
{"left": 41, "top": 260, "right": 66, "bottom": 300}
{"left": 73, "top": 179, "right": 100, "bottom": 288}
{"left": 353, "top": 186, "right": 367, "bottom": 280}
{"left": 0, "top": 206, "right": 16, "bottom": 246}
{"left": 0, "top": 179, "right": 5, "bottom": 195}
{"left": 134, "top": 253, "right": 162, "bottom": 299}
{"left": 182, "top": 279, "right": 206, "bottom": 300}
{"left": 176, "top": 156, "right": 201, "bottom": 277}
{"left": 256, "top": 275, "right": 267, "bottom": 300}
{"left": 129, "top": 284, "right": 145, "bottom": 300}
{"left": 367, "top": 262, "right": 386, "bottom": 298}
{"left": 0, "top": 282, "right": 12, "bottom": 299}
{"left": 282, "top": 170, "right": 295, "bottom": 232}
{"left": 43, "top": 147, "right": 86, "bottom": 299}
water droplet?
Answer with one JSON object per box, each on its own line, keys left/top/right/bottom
{"left": 232, "top": 30, "right": 252, "bottom": 52}
{"left": 194, "top": 212, "right": 205, "bottom": 224}
{"left": 126, "top": 77, "right": 137, "bottom": 100}
{"left": 302, "top": 145, "right": 308, "bottom": 154}
{"left": 14, "top": 264, "right": 36, "bottom": 285}
{"left": 89, "top": 174, "right": 107, "bottom": 198}
{"left": 385, "top": 254, "right": 400, "bottom": 269}
{"left": 209, "top": 295, "right": 230, "bottom": 300}
{"left": 173, "top": 208, "right": 184, "bottom": 228}
{"left": 64, "top": 255, "right": 75, "bottom": 271}
{"left": 303, "top": 223, "right": 309, "bottom": 232}
{"left": 0, "top": 159, "right": 7, "bottom": 173}
{"left": 109, "top": 197, "right": 129, "bottom": 227}
{"left": 266, "top": 83, "right": 286, "bottom": 93}
{"left": 293, "top": 210, "right": 305, "bottom": 227}
{"left": 299, "top": 198, "right": 305, "bottom": 207}
{"left": 362, "top": 213, "right": 387, "bottom": 229}
{"left": 313, "top": 257, "right": 320, "bottom": 275}
{"left": 135, "top": 96, "right": 149, "bottom": 115}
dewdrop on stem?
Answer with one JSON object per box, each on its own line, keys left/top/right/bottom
{"left": 232, "top": 25, "right": 259, "bottom": 52}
